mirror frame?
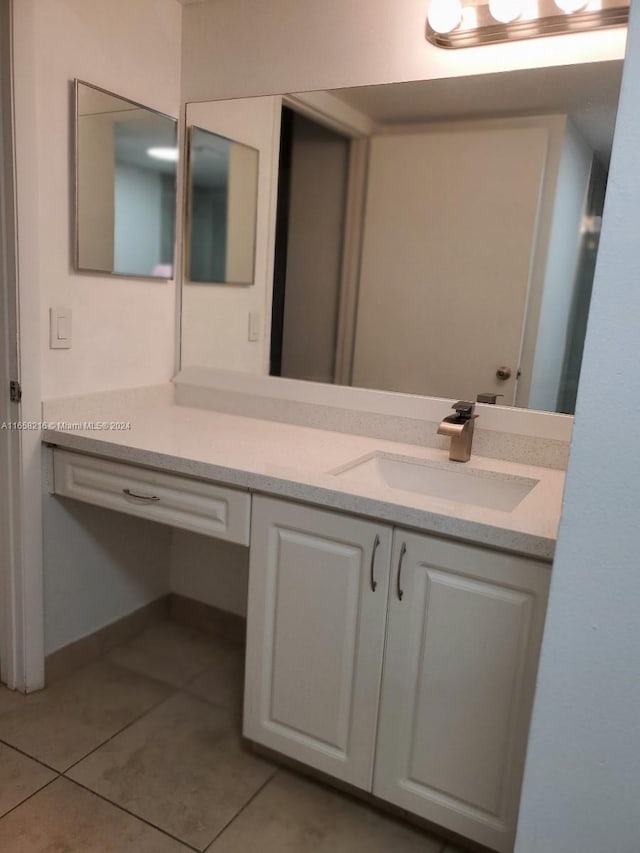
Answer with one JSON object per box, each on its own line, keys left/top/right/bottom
{"left": 184, "top": 124, "right": 260, "bottom": 287}
{"left": 73, "top": 78, "right": 179, "bottom": 281}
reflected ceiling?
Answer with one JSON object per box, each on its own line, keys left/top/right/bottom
{"left": 328, "top": 60, "right": 623, "bottom": 164}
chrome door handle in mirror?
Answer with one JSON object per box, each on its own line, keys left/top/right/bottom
{"left": 496, "top": 366, "right": 512, "bottom": 380}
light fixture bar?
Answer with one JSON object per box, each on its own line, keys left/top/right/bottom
{"left": 426, "top": 0, "right": 628, "bottom": 49}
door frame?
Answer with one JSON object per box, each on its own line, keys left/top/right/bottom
{"left": 0, "top": 0, "right": 45, "bottom": 692}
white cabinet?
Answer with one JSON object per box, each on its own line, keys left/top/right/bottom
{"left": 245, "top": 496, "right": 550, "bottom": 853}
{"left": 244, "top": 495, "right": 392, "bottom": 789}
{"left": 373, "top": 531, "right": 549, "bottom": 852}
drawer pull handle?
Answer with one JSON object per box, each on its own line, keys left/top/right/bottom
{"left": 396, "top": 542, "right": 407, "bottom": 601}
{"left": 370, "top": 534, "right": 380, "bottom": 592}
{"left": 123, "top": 488, "right": 160, "bottom": 503}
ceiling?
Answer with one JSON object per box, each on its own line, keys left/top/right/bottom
{"left": 328, "top": 60, "right": 623, "bottom": 165}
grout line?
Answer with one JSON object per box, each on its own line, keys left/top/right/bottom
{"left": 202, "top": 768, "right": 280, "bottom": 851}
{"left": 64, "top": 777, "right": 200, "bottom": 852}
{"left": 0, "top": 739, "right": 60, "bottom": 774}
{"left": 177, "top": 684, "right": 243, "bottom": 719}
{"left": 60, "top": 688, "right": 179, "bottom": 775}
{"left": 0, "top": 775, "right": 60, "bottom": 823}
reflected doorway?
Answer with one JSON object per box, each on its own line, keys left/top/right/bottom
{"left": 270, "top": 107, "right": 351, "bottom": 383}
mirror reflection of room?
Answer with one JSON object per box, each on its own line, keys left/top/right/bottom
{"left": 186, "top": 127, "right": 259, "bottom": 284}
{"left": 180, "top": 63, "right": 621, "bottom": 416}
{"left": 76, "top": 81, "right": 178, "bottom": 279}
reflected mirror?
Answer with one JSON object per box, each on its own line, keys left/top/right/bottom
{"left": 75, "top": 80, "right": 178, "bottom": 279}
{"left": 186, "top": 126, "right": 259, "bottom": 284}
{"left": 181, "top": 62, "right": 622, "bottom": 413}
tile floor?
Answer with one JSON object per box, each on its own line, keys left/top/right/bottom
{"left": 0, "top": 618, "right": 467, "bottom": 853}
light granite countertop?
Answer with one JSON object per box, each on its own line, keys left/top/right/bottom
{"left": 42, "top": 385, "right": 565, "bottom": 560}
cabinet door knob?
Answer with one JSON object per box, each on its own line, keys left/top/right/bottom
{"left": 370, "top": 534, "right": 380, "bottom": 592}
{"left": 396, "top": 542, "right": 407, "bottom": 601}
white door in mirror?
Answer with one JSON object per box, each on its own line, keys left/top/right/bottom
{"left": 49, "top": 306, "right": 72, "bottom": 349}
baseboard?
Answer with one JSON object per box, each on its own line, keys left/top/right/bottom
{"left": 45, "top": 596, "right": 170, "bottom": 684}
{"left": 168, "top": 593, "right": 246, "bottom": 645}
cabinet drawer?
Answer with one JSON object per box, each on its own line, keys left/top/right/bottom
{"left": 53, "top": 449, "right": 251, "bottom": 544}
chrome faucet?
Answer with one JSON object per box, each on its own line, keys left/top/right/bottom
{"left": 437, "top": 401, "right": 479, "bottom": 463}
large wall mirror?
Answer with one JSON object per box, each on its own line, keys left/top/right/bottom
{"left": 75, "top": 80, "right": 178, "bottom": 279}
{"left": 186, "top": 126, "right": 259, "bottom": 284}
{"left": 181, "top": 61, "right": 622, "bottom": 414}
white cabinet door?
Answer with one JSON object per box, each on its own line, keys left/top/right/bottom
{"left": 373, "top": 531, "right": 550, "bottom": 853}
{"left": 244, "top": 495, "right": 392, "bottom": 790}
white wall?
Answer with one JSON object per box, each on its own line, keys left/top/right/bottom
{"left": 11, "top": 0, "right": 183, "bottom": 663}
{"left": 181, "top": 96, "right": 281, "bottom": 374}
{"left": 182, "top": 0, "right": 625, "bottom": 101}
{"left": 528, "top": 121, "right": 593, "bottom": 412}
{"left": 170, "top": 532, "right": 249, "bottom": 617}
{"left": 515, "top": 4, "right": 640, "bottom": 850}
{"left": 13, "top": 0, "right": 182, "bottom": 401}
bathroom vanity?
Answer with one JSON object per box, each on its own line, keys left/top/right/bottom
{"left": 52, "top": 66, "right": 595, "bottom": 850}
{"left": 42, "top": 374, "right": 564, "bottom": 853}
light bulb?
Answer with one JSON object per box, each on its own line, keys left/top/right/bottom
{"left": 427, "top": 0, "right": 463, "bottom": 34}
{"left": 489, "top": 0, "right": 525, "bottom": 22}
{"left": 554, "top": 0, "right": 588, "bottom": 11}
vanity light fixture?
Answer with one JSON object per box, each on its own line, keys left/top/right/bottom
{"left": 554, "top": 0, "right": 589, "bottom": 11}
{"left": 147, "top": 146, "right": 179, "bottom": 162}
{"left": 426, "top": 0, "right": 628, "bottom": 48}
{"left": 488, "top": 0, "right": 525, "bottom": 24}
{"left": 427, "top": 0, "right": 463, "bottom": 34}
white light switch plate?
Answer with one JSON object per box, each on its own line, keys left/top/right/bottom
{"left": 248, "top": 311, "right": 261, "bottom": 342}
{"left": 50, "top": 306, "right": 72, "bottom": 349}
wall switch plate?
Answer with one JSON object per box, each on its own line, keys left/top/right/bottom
{"left": 248, "top": 311, "right": 261, "bottom": 342}
{"left": 50, "top": 306, "right": 72, "bottom": 349}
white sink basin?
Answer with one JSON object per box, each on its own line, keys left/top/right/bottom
{"left": 330, "top": 452, "right": 538, "bottom": 512}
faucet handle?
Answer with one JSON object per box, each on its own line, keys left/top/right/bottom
{"left": 452, "top": 400, "right": 476, "bottom": 419}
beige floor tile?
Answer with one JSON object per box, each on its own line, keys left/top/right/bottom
{"left": 0, "top": 660, "right": 171, "bottom": 771}
{"left": 184, "top": 639, "right": 245, "bottom": 714}
{"left": 108, "top": 619, "right": 229, "bottom": 687}
{"left": 0, "top": 744, "right": 56, "bottom": 817}
{"left": 207, "top": 770, "right": 444, "bottom": 853}
{"left": 68, "top": 692, "right": 275, "bottom": 850}
{"left": 0, "top": 777, "right": 190, "bottom": 852}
